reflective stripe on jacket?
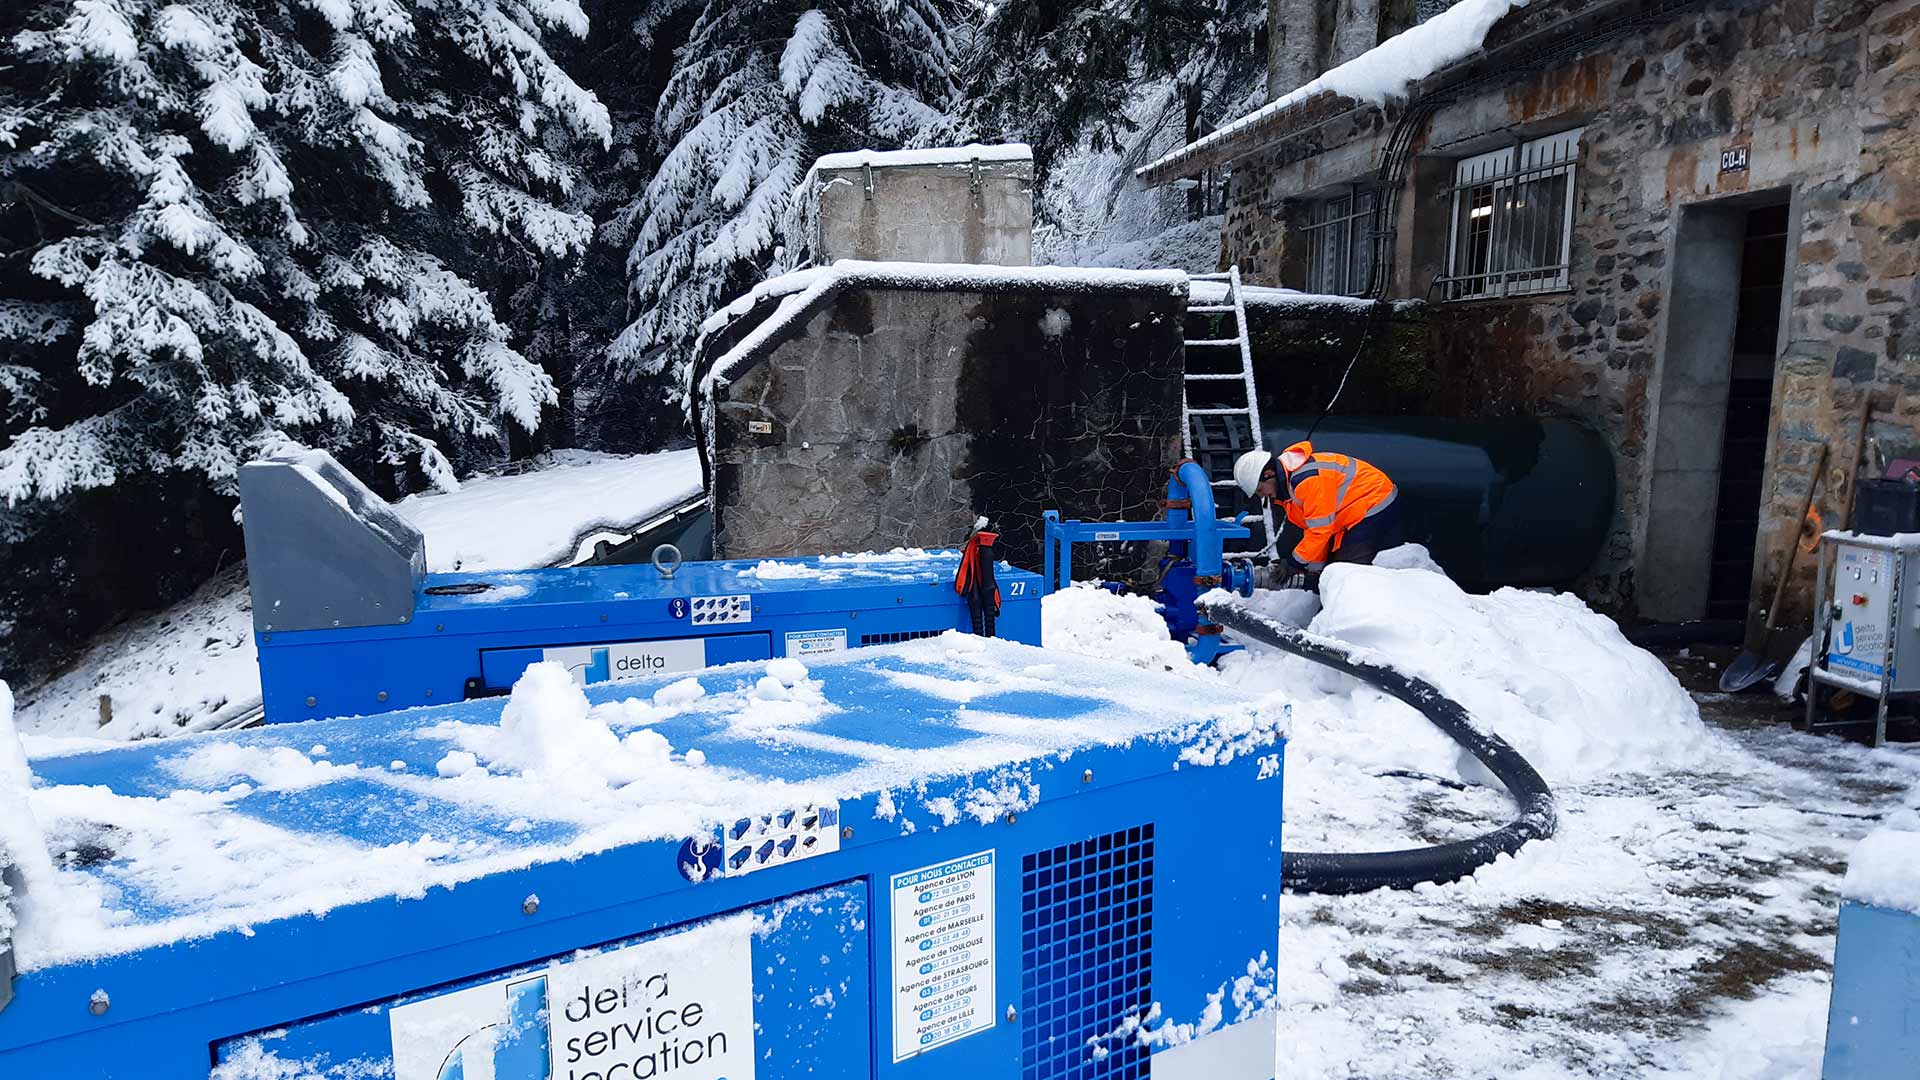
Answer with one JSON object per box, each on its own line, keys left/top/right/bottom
{"left": 1281, "top": 452, "right": 1397, "bottom": 564}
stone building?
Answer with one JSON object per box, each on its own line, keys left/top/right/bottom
{"left": 1143, "top": 0, "right": 1918, "bottom": 655}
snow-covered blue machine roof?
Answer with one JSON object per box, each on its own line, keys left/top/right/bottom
{"left": 0, "top": 638, "right": 1286, "bottom": 1079}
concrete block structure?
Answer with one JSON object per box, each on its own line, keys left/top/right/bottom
{"left": 800, "top": 144, "right": 1034, "bottom": 267}
{"left": 690, "top": 262, "right": 1189, "bottom": 577}
{"left": 1142, "top": 0, "right": 1919, "bottom": 645}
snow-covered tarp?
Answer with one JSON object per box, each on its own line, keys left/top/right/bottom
{"left": 1139, "top": 0, "right": 1530, "bottom": 180}
{"left": 9, "top": 635, "right": 1285, "bottom": 972}
{"left": 1843, "top": 829, "right": 1920, "bottom": 915}
{"left": 12, "top": 450, "right": 703, "bottom": 742}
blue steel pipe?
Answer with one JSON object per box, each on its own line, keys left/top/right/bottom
{"left": 1165, "top": 460, "right": 1233, "bottom": 662}
{"left": 1164, "top": 460, "right": 1223, "bottom": 581}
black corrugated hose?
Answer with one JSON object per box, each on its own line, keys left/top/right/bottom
{"left": 1198, "top": 598, "right": 1558, "bottom": 895}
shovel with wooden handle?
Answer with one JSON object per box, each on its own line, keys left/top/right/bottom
{"left": 1721, "top": 441, "right": 1830, "bottom": 692}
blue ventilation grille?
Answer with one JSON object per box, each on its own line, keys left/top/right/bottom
{"left": 860, "top": 629, "right": 948, "bottom": 646}
{"left": 1020, "top": 824, "right": 1155, "bottom": 1080}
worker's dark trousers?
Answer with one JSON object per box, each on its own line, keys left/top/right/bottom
{"left": 1330, "top": 499, "right": 1406, "bottom": 566}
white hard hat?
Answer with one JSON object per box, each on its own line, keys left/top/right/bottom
{"left": 1232, "top": 450, "right": 1273, "bottom": 497}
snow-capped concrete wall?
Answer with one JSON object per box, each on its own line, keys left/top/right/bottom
{"left": 704, "top": 275, "right": 1185, "bottom": 574}
{"left": 808, "top": 145, "right": 1034, "bottom": 266}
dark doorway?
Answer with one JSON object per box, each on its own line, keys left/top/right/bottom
{"left": 1704, "top": 204, "right": 1790, "bottom": 620}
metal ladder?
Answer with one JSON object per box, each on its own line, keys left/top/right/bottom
{"left": 1182, "top": 266, "right": 1276, "bottom": 555}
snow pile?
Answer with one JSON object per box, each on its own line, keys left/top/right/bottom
{"left": 1371, "top": 542, "right": 1446, "bottom": 573}
{"left": 452, "top": 662, "right": 691, "bottom": 787}
{"left": 1042, "top": 584, "right": 1197, "bottom": 674}
{"left": 1139, "top": 0, "right": 1529, "bottom": 177}
{"left": 819, "top": 547, "right": 946, "bottom": 564}
{"left": 168, "top": 743, "right": 362, "bottom": 793}
{"left": 1842, "top": 829, "right": 1920, "bottom": 914}
{"left": 1288, "top": 565, "right": 1715, "bottom": 784}
{"left": 739, "top": 548, "right": 954, "bottom": 581}
{"left": 1042, "top": 560, "right": 1714, "bottom": 788}
{"left": 425, "top": 658, "right": 828, "bottom": 799}
{"left": 739, "top": 559, "right": 824, "bottom": 579}
{"left": 0, "top": 682, "right": 73, "bottom": 958}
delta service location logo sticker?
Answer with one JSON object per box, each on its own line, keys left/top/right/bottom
{"left": 389, "top": 914, "right": 756, "bottom": 1080}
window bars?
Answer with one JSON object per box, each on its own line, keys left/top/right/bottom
{"left": 1302, "top": 188, "right": 1378, "bottom": 297}
{"left": 1441, "top": 127, "right": 1584, "bottom": 301}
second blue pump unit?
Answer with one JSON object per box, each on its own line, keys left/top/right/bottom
{"left": 1041, "top": 461, "right": 1257, "bottom": 664}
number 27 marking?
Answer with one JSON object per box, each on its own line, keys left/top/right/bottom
{"left": 1008, "top": 581, "right": 1027, "bottom": 596}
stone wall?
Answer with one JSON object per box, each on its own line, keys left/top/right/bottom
{"left": 708, "top": 284, "right": 1188, "bottom": 577}
{"left": 1220, "top": 0, "right": 1919, "bottom": 639}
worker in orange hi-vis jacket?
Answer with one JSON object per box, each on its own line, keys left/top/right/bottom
{"left": 1233, "top": 441, "right": 1403, "bottom": 589}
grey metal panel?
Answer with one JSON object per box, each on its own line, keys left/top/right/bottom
{"left": 238, "top": 452, "right": 426, "bottom": 633}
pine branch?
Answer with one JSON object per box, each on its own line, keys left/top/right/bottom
{"left": 7, "top": 180, "right": 100, "bottom": 230}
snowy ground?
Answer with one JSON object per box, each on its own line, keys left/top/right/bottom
{"left": 10, "top": 449, "right": 700, "bottom": 741}
{"left": 1044, "top": 561, "right": 1920, "bottom": 1078}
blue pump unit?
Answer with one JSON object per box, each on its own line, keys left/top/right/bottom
{"left": 1042, "top": 461, "right": 1257, "bottom": 664}
{"left": 0, "top": 641, "right": 1286, "bottom": 1079}
{"left": 238, "top": 452, "right": 1040, "bottom": 723}
{"left": 1824, "top": 896, "right": 1920, "bottom": 1077}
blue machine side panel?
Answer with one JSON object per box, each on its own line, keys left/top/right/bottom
{"left": 256, "top": 558, "right": 1043, "bottom": 723}
{"left": 0, "top": 743, "right": 1277, "bottom": 1080}
{"left": 1823, "top": 901, "right": 1920, "bottom": 1078}
{"left": 211, "top": 882, "right": 871, "bottom": 1080}
{"left": 478, "top": 631, "right": 771, "bottom": 689}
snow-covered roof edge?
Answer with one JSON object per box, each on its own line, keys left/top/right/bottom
{"left": 695, "top": 260, "right": 1190, "bottom": 397}
{"left": 814, "top": 143, "right": 1032, "bottom": 172}
{"left": 1843, "top": 829, "right": 1920, "bottom": 915}
{"left": 1188, "top": 279, "right": 1409, "bottom": 313}
{"left": 1138, "top": 0, "right": 1533, "bottom": 183}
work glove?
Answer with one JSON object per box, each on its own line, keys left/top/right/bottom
{"left": 1285, "top": 556, "right": 1322, "bottom": 592}
{"left": 1262, "top": 556, "right": 1315, "bottom": 592}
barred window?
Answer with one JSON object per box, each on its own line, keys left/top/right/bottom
{"left": 1442, "top": 128, "right": 1583, "bottom": 300}
{"left": 1302, "top": 188, "right": 1376, "bottom": 296}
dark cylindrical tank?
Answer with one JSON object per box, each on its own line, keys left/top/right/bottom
{"left": 1262, "top": 416, "right": 1615, "bottom": 590}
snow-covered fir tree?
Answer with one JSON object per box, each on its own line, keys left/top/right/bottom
{"left": 969, "top": 0, "right": 1266, "bottom": 268}
{"left": 969, "top": 0, "right": 1267, "bottom": 182}
{"left": 606, "top": 0, "right": 963, "bottom": 399}
{"left": 0, "top": 0, "right": 611, "bottom": 500}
